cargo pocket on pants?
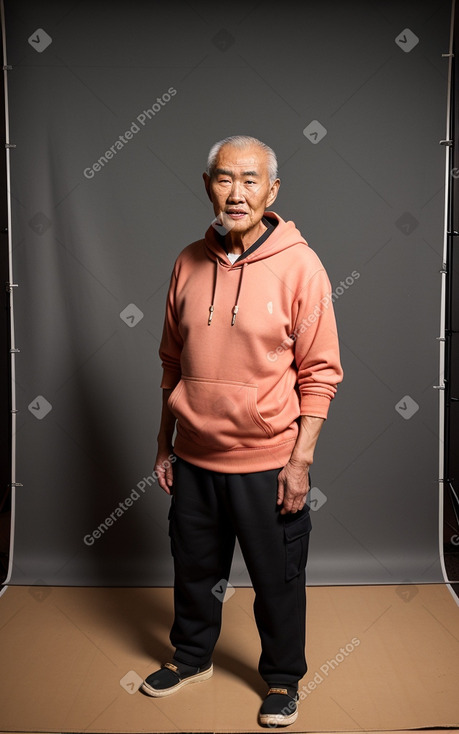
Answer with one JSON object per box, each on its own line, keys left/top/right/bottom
{"left": 284, "top": 511, "right": 312, "bottom": 582}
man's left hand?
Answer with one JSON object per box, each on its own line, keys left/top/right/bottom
{"left": 277, "top": 458, "right": 310, "bottom": 515}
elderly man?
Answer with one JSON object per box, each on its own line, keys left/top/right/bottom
{"left": 140, "top": 135, "right": 343, "bottom": 727}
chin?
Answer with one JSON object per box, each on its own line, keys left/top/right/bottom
{"left": 227, "top": 220, "right": 253, "bottom": 233}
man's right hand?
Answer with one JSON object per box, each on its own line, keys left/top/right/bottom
{"left": 155, "top": 448, "right": 174, "bottom": 494}
{"left": 155, "top": 388, "right": 176, "bottom": 494}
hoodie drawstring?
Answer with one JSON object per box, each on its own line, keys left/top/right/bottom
{"left": 208, "top": 260, "right": 219, "bottom": 325}
{"left": 208, "top": 260, "right": 247, "bottom": 327}
{"left": 231, "top": 262, "right": 246, "bottom": 326}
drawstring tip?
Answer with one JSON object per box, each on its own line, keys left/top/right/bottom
{"left": 208, "top": 305, "right": 214, "bottom": 325}
{"left": 231, "top": 305, "right": 239, "bottom": 326}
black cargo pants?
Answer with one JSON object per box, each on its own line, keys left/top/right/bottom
{"left": 168, "top": 455, "right": 312, "bottom": 688}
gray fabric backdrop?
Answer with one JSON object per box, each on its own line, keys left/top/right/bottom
{"left": 5, "top": 0, "right": 451, "bottom": 586}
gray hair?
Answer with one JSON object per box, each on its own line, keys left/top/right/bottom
{"left": 206, "top": 135, "right": 278, "bottom": 183}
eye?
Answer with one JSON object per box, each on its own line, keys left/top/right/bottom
{"left": 245, "top": 180, "right": 255, "bottom": 185}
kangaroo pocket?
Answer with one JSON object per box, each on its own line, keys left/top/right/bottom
{"left": 168, "top": 376, "right": 275, "bottom": 451}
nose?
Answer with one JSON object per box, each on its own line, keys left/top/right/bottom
{"left": 227, "top": 181, "right": 245, "bottom": 203}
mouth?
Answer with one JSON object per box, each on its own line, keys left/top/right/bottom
{"left": 225, "top": 210, "right": 247, "bottom": 220}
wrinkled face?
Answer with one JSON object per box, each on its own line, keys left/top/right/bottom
{"left": 204, "top": 144, "right": 280, "bottom": 236}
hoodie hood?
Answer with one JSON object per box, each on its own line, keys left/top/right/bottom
{"left": 204, "top": 211, "right": 309, "bottom": 266}
{"left": 204, "top": 212, "right": 309, "bottom": 326}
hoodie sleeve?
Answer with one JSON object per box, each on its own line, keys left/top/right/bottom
{"left": 293, "top": 267, "right": 343, "bottom": 419}
{"left": 159, "top": 267, "right": 183, "bottom": 389}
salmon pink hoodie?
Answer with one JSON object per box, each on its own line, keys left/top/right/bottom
{"left": 159, "top": 212, "right": 343, "bottom": 473}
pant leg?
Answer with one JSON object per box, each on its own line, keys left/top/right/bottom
{"left": 168, "top": 456, "right": 236, "bottom": 667}
{"left": 224, "top": 469, "right": 311, "bottom": 688}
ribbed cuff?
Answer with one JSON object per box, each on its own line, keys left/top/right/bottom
{"left": 299, "top": 394, "right": 331, "bottom": 419}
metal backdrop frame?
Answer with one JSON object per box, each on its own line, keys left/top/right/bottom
{"left": 439, "top": 0, "right": 459, "bottom": 604}
{"left": 1, "top": 0, "right": 19, "bottom": 591}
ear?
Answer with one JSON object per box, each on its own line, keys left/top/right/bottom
{"left": 266, "top": 178, "right": 280, "bottom": 208}
{"left": 203, "top": 172, "right": 212, "bottom": 202}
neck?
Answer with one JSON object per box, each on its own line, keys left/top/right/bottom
{"left": 225, "top": 219, "right": 267, "bottom": 254}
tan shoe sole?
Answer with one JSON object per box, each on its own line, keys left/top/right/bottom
{"left": 259, "top": 708, "right": 298, "bottom": 727}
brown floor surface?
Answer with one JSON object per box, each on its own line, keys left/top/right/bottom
{"left": 0, "top": 584, "right": 458, "bottom": 733}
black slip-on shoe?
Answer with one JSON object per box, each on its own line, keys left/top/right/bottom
{"left": 258, "top": 687, "right": 299, "bottom": 727}
{"left": 140, "top": 661, "right": 213, "bottom": 697}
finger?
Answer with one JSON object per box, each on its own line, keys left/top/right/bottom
{"left": 280, "top": 495, "right": 292, "bottom": 515}
{"left": 159, "top": 479, "right": 171, "bottom": 495}
{"left": 294, "top": 498, "right": 307, "bottom": 513}
{"left": 165, "top": 464, "right": 174, "bottom": 488}
{"left": 277, "top": 478, "right": 285, "bottom": 506}
{"left": 156, "top": 467, "right": 171, "bottom": 494}
{"left": 283, "top": 494, "right": 306, "bottom": 515}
